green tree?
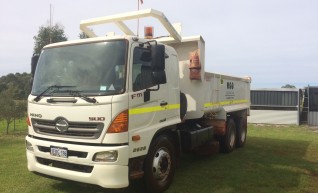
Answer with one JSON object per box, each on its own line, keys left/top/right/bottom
{"left": 79, "top": 31, "right": 90, "bottom": 39}
{"left": 0, "top": 73, "right": 29, "bottom": 134}
{"left": 33, "top": 23, "right": 68, "bottom": 55}
{"left": 79, "top": 28, "right": 93, "bottom": 39}
{"left": 282, "top": 84, "right": 296, "bottom": 89}
{"left": 0, "top": 90, "right": 15, "bottom": 134}
{"left": 13, "top": 100, "right": 27, "bottom": 132}
{"left": 0, "top": 73, "right": 32, "bottom": 99}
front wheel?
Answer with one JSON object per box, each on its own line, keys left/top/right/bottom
{"left": 144, "top": 135, "right": 176, "bottom": 193}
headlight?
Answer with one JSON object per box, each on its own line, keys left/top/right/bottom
{"left": 26, "top": 140, "right": 34, "bottom": 151}
{"left": 93, "top": 151, "right": 118, "bottom": 162}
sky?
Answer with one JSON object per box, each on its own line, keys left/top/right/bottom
{"left": 0, "top": 0, "right": 317, "bottom": 88}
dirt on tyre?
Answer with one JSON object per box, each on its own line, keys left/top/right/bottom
{"left": 144, "top": 135, "right": 176, "bottom": 193}
{"left": 235, "top": 117, "right": 247, "bottom": 147}
{"left": 220, "top": 118, "right": 236, "bottom": 153}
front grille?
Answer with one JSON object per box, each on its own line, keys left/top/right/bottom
{"left": 37, "top": 146, "right": 88, "bottom": 158}
{"left": 36, "top": 157, "right": 93, "bottom": 173}
{"left": 32, "top": 119, "right": 104, "bottom": 139}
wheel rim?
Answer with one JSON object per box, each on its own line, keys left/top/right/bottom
{"left": 152, "top": 148, "right": 171, "bottom": 182}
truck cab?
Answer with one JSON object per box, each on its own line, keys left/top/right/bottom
{"left": 26, "top": 34, "right": 182, "bottom": 188}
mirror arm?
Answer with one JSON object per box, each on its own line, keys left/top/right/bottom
{"left": 139, "top": 40, "right": 158, "bottom": 48}
{"left": 144, "top": 85, "right": 160, "bottom": 102}
{"left": 146, "top": 85, "right": 160, "bottom": 92}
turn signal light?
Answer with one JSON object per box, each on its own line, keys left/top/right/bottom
{"left": 27, "top": 116, "right": 31, "bottom": 126}
{"left": 132, "top": 135, "right": 141, "bottom": 141}
{"left": 107, "top": 110, "right": 128, "bottom": 133}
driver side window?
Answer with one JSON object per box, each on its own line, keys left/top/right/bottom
{"left": 132, "top": 47, "right": 155, "bottom": 91}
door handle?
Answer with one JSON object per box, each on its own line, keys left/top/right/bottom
{"left": 160, "top": 118, "right": 167, "bottom": 122}
{"left": 160, "top": 101, "right": 168, "bottom": 106}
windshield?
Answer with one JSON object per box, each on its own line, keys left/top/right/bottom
{"left": 31, "top": 40, "right": 127, "bottom": 96}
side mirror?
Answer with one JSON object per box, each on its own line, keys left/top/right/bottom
{"left": 140, "top": 52, "right": 152, "bottom": 62}
{"left": 151, "top": 45, "right": 166, "bottom": 85}
{"left": 152, "top": 71, "right": 166, "bottom": 85}
{"left": 31, "top": 54, "right": 39, "bottom": 77}
{"left": 151, "top": 45, "right": 165, "bottom": 70}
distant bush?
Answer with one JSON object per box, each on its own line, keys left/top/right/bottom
{"left": 0, "top": 73, "right": 29, "bottom": 134}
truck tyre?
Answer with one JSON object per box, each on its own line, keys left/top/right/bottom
{"left": 144, "top": 135, "right": 176, "bottom": 193}
{"left": 220, "top": 118, "right": 236, "bottom": 153}
{"left": 180, "top": 92, "right": 187, "bottom": 120}
{"left": 236, "top": 117, "right": 247, "bottom": 148}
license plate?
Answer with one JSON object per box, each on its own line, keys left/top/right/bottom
{"left": 50, "top": 146, "right": 68, "bottom": 158}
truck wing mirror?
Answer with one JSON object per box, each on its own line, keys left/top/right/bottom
{"left": 143, "top": 70, "right": 166, "bottom": 102}
{"left": 140, "top": 52, "right": 152, "bottom": 62}
{"left": 151, "top": 45, "right": 165, "bottom": 71}
{"left": 152, "top": 70, "right": 166, "bottom": 85}
{"left": 31, "top": 54, "right": 40, "bottom": 77}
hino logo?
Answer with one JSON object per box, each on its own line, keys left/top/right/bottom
{"left": 55, "top": 119, "right": 69, "bottom": 133}
{"left": 30, "top": 113, "right": 42, "bottom": 118}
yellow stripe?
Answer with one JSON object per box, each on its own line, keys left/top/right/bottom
{"left": 166, "top": 104, "right": 180, "bottom": 110}
{"left": 129, "top": 99, "right": 247, "bottom": 115}
{"left": 204, "top": 99, "right": 249, "bottom": 108}
{"left": 129, "top": 104, "right": 180, "bottom": 115}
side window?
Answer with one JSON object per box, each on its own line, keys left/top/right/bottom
{"left": 132, "top": 47, "right": 155, "bottom": 91}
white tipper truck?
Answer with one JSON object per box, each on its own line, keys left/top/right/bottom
{"left": 26, "top": 9, "right": 251, "bottom": 193}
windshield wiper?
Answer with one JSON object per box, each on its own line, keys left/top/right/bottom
{"left": 64, "top": 90, "right": 97, "bottom": 104}
{"left": 33, "top": 85, "right": 76, "bottom": 102}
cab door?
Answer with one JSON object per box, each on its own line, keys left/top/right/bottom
{"left": 128, "top": 43, "right": 169, "bottom": 154}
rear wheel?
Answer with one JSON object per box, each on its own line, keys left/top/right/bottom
{"left": 144, "top": 135, "right": 176, "bottom": 193}
{"left": 220, "top": 118, "right": 236, "bottom": 153}
{"left": 236, "top": 117, "right": 247, "bottom": 147}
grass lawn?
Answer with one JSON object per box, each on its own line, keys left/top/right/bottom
{"left": 1, "top": 124, "right": 318, "bottom": 193}
{"left": 0, "top": 119, "right": 28, "bottom": 135}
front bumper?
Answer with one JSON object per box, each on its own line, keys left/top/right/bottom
{"left": 26, "top": 136, "right": 129, "bottom": 188}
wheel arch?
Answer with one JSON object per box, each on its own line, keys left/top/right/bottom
{"left": 150, "top": 125, "right": 181, "bottom": 160}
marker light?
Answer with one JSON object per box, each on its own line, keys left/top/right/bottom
{"left": 132, "top": 135, "right": 141, "bottom": 141}
{"left": 107, "top": 110, "right": 128, "bottom": 133}
{"left": 144, "top": 26, "right": 154, "bottom": 39}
